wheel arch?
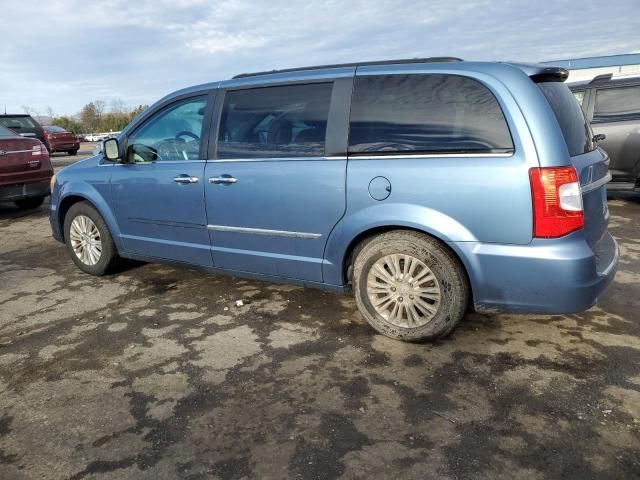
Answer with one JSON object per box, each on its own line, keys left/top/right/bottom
{"left": 57, "top": 190, "right": 123, "bottom": 251}
{"left": 342, "top": 225, "right": 473, "bottom": 297}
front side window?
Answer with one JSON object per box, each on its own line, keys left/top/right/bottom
{"left": 127, "top": 96, "right": 207, "bottom": 162}
{"left": 593, "top": 86, "right": 640, "bottom": 123}
{"left": 217, "top": 83, "right": 333, "bottom": 159}
{"left": 348, "top": 74, "right": 514, "bottom": 155}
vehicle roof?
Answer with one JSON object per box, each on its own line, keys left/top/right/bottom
{"left": 157, "top": 58, "right": 566, "bottom": 104}
{"left": 0, "top": 114, "right": 34, "bottom": 117}
{"left": 568, "top": 73, "right": 640, "bottom": 90}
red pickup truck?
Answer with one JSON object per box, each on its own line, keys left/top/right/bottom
{"left": 0, "top": 125, "right": 53, "bottom": 209}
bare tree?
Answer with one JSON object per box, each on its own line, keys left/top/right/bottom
{"left": 94, "top": 100, "right": 106, "bottom": 124}
{"left": 21, "top": 105, "right": 39, "bottom": 116}
{"left": 110, "top": 98, "right": 129, "bottom": 115}
{"left": 46, "top": 105, "right": 55, "bottom": 119}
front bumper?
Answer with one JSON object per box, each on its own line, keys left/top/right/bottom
{"left": 0, "top": 181, "right": 50, "bottom": 202}
{"left": 455, "top": 231, "right": 619, "bottom": 314}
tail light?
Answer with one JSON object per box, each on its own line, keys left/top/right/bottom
{"left": 529, "top": 166, "right": 583, "bottom": 238}
{"left": 32, "top": 143, "right": 49, "bottom": 157}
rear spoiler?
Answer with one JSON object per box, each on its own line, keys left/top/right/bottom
{"left": 507, "top": 63, "right": 570, "bottom": 83}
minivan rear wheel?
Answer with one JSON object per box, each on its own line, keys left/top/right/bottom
{"left": 352, "top": 231, "right": 469, "bottom": 341}
{"left": 63, "top": 201, "right": 118, "bottom": 275}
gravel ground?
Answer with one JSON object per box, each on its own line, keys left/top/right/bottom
{"left": 0, "top": 159, "right": 638, "bottom": 479}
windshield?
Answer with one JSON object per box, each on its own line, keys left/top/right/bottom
{"left": 0, "top": 116, "right": 39, "bottom": 130}
{"left": 537, "top": 82, "right": 594, "bottom": 156}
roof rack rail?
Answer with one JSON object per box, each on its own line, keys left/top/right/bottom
{"left": 590, "top": 73, "right": 613, "bottom": 84}
{"left": 233, "top": 57, "right": 463, "bottom": 79}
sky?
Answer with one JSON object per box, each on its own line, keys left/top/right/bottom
{"left": 1, "top": 0, "right": 638, "bottom": 116}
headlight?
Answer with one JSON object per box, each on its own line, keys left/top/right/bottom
{"left": 50, "top": 174, "right": 56, "bottom": 192}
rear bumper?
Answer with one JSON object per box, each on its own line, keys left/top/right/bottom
{"left": 454, "top": 231, "right": 619, "bottom": 314}
{"left": 48, "top": 141, "right": 80, "bottom": 152}
{"left": 0, "top": 181, "right": 50, "bottom": 202}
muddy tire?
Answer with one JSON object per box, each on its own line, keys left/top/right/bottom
{"left": 63, "top": 201, "right": 118, "bottom": 276}
{"left": 352, "top": 230, "right": 469, "bottom": 341}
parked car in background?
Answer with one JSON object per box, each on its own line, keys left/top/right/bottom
{"left": 0, "top": 125, "right": 53, "bottom": 209}
{"left": 43, "top": 125, "right": 80, "bottom": 156}
{"left": 570, "top": 73, "right": 640, "bottom": 191}
{"left": 49, "top": 58, "right": 617, "bottom": 341}
{"left": 0, "top": 114, "right": 46, "bottom": 144}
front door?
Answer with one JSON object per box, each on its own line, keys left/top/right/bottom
{"left": 205, "top": 82, "right": 347, "bottom": 282}
{"left": 111, "top": 95, "right": 213, "bottom": 266}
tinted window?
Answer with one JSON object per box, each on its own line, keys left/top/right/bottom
{"left": 348, "top": 74, "right": 513, "bottom": 155}
{"left": 127, "top": 96, "right": 207, "bottom": 162}
{"left": 217, "top": 83, "right": 332, "bottom": 159}
{"left": 538, "top": 82, "right": 594, "bottom": 156}
{"left": 593, "top": 86, "right": 640, "bottom": 123}
{"left": 0, "top": 116, "right": 38, "bottom": 129}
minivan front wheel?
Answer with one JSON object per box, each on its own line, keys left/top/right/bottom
{"left": 63, "top": 201, "right": 117, "bottom": 275}
{"left": 352, "top": 231, "right": 469, "bottom": 341}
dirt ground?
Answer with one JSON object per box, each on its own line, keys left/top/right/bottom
{"left": 0, "top": 153, "right": 638, "bottom": 479}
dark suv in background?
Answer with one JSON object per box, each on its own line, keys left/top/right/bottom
{"left": 0, "top": 114, "right": 46, "bottom": 145}
{"left": 570, "top": 74, "right": 640, "bottom": 191}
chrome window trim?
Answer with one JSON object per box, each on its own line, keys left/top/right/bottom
{"left": 207, "top": 224, "right": 321, "bottom": 239}
{"left": 581, "top": 171, "right": 612, "bottom": 193}
{"left": 348, "top": 152, "right": 514, "bottom": 160}
{"left": 209, "top": 156, "right": 346, "bottom": 163}
{"left": 107, "top": 159, "right": 207, "bottom": 166}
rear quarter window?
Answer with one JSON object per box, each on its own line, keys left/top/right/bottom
{"left": 348, "top": 74, "right": 514, "bottom": 155}
{"left": 538, "top": 82, "right": 594, "bottom": 157}
{"left": 593, "top": 85, "right": 640, "bottom": 123}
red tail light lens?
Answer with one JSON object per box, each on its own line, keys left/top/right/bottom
{"left": 32, "top": 143, "right": 49, "bottom": 157}
{"left": 529, "top": 166, "right": 583, "bottom": 238}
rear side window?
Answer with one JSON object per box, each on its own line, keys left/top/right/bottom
{"left": 348, "top": 74, "right": 514, "bottom": 155}
{"left": 217, "top": 83, "right": 332, "bottom": 159}
{"left": 593, "top": 86, "right": 640, "bottom": 123}
{"left": 538, "top": 82, "right": 594, "bottom": 157}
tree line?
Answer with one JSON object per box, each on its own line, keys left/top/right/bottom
{"left": 23, "top": 100, "right": 148, "bottom": 134}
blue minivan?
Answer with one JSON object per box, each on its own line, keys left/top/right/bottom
{"left": 49, "top": 58, "right": 618, "bottom": 341}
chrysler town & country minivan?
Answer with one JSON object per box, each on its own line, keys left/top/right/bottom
{"left": 49, "top": 58, "right": 618, "bottom": 341}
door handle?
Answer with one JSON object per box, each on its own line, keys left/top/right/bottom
{"left": 173, "top": 175, "right": 199, "bottom": 184}
{"left": 209, "top": 176, "right": 238, "bottom": 185}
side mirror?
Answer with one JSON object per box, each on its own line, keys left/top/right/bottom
{"left": 103, "top": 138, "right": 120, "bottom": 161}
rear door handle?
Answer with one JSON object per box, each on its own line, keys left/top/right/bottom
{"left": 209, "top": 176, "right": 238, "bottom": 185}
{"left": 173, "top": 175, "right": 199, "bottom": 184}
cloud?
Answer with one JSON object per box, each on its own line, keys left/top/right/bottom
{"left": 0, "top": 0, "right": 637, "bottom": 115}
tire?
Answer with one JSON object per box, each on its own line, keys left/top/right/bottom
{"left": 14, "top": 196, "right": 45, "bottom": 210}
{"left": 63, "top": 201, "right": 118, "bottom": 276}
{"left": 68, "top": 150, "right": 78, "bottom": 156}
{"left": 352, "top": 230, "right": 469, "bottom": 342}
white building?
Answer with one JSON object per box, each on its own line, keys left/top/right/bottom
{"left": 542, "top": 53, "right": 640, "bottom": 82}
